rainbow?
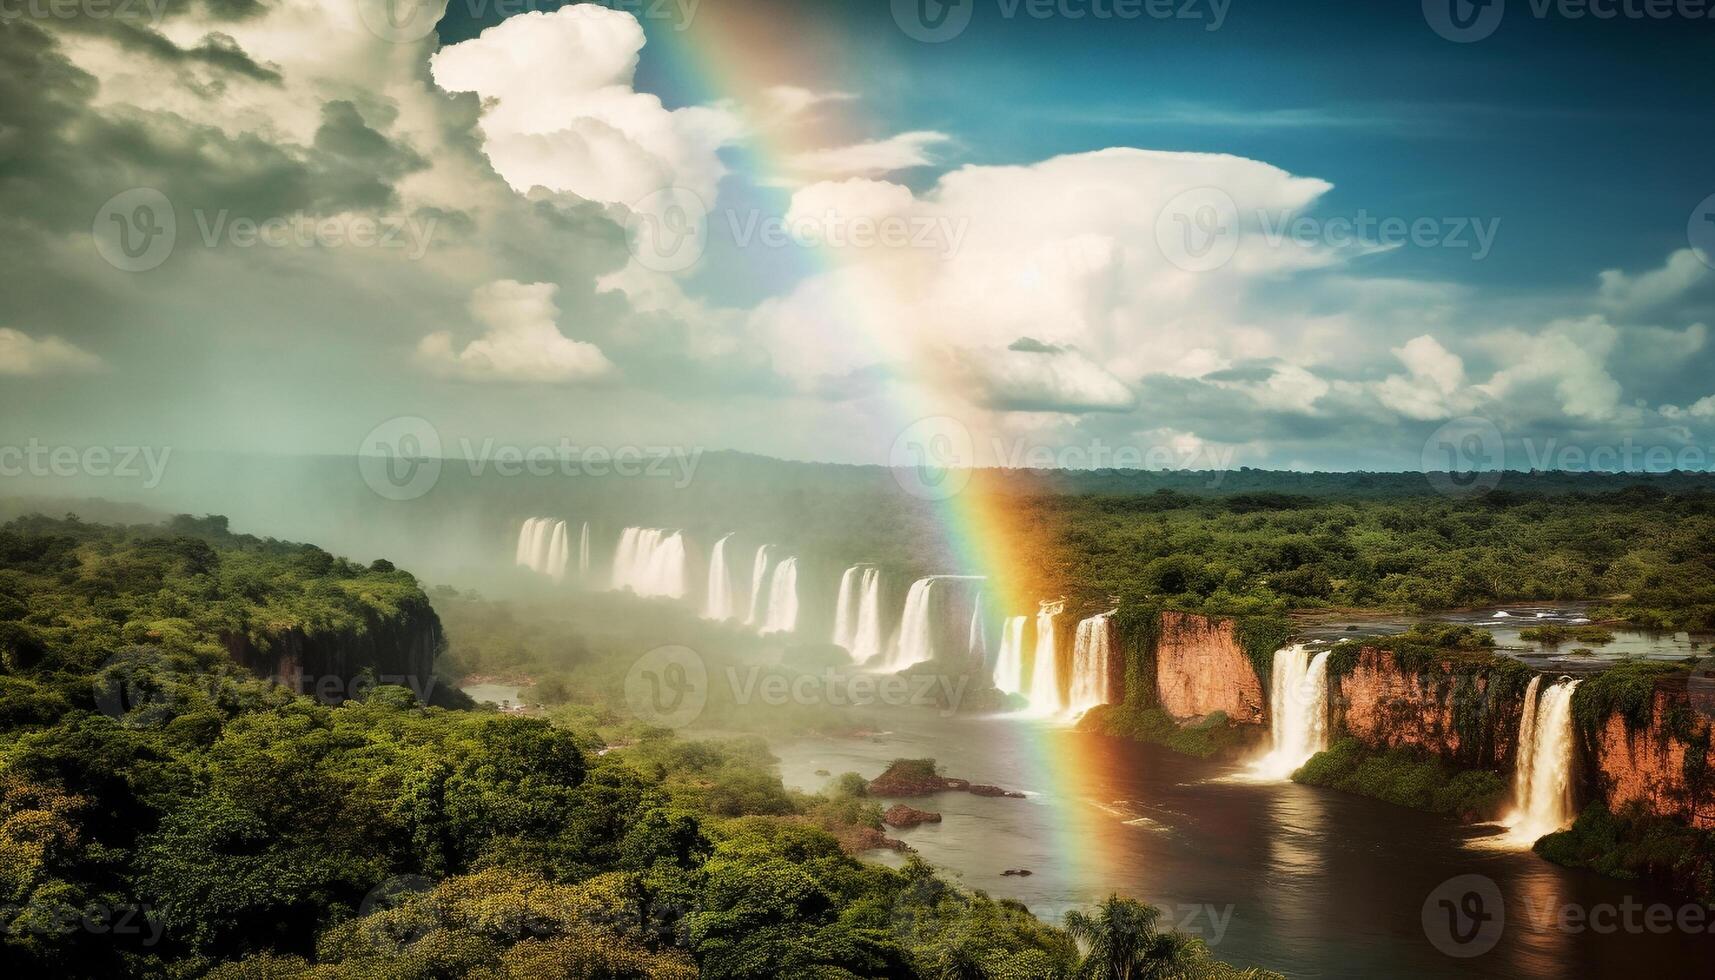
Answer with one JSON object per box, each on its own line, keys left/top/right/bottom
{"left": 638, "top": 11, "right": 1131, "bottom": 891}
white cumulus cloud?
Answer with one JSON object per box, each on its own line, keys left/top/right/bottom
{"left": 0, "top": 328, "right": 102, "bottom": 376}
{"left": 786, "top": 130, "right": 951, "bottom": 177}
{"left": 416, "top": 281, "right": 615, "bottom": 384}
{"left": 430, "top": 6, "right": 741, "bottom": 204}
{"left": 1597, "top": 248, "right": 1711, "bottom": 315}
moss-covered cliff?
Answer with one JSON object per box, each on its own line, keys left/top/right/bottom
{"left": 0, "top": 513, "right": 445, "bottom": 707}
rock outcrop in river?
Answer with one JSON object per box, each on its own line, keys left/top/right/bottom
{"left": 866, "top": 759, "right": 1025, "bottom": 798}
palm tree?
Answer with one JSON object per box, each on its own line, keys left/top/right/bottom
{"left": 1065, "top": 895, "right": 1194, "bottom": 980}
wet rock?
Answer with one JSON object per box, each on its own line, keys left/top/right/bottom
{"left": 883, "top": 804, "right": 943, "bottom": 829}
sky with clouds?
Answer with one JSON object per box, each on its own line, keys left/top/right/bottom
{"left": 2, "top": 0, "right": 1714, "bottom": 472}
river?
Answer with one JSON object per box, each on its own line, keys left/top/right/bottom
{"left": 771, "top": 706, "right": 1715, "bottom": 978}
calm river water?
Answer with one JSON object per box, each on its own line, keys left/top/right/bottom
{"left": 771, "top": 708, "right": 1715, "bottom": 979}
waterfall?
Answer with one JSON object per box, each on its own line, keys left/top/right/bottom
{"left": 514, "top": 518, "right": 536, "bottom": 566}
{"left": 886, "top": 578, "right": 938, "bottom": 670}
{"left": 967, "top": 592, "right": 986, "bottom": 665}
{"left": 1067, "top": 612, "right": 1117, "bottom": 717}
{"left": 1500, "top": 676, "right": 1581, "bottom": 844}
{"left": 833, "top": 565, "right": 864, "bottom": 647}
{"left": 578, "top": 522, "right": 590, "bottom": 575}
{"left": 760, "top": 556, "right": 799, "bottom": 634}
{"left": 1248, "top": 644, "right": 1332, "bottom": 780}
{"left": 515, "top": 518, "right": 568, "bottom": 579}
{"left": 610, "top": 527, "right": 687, "bottom": 599}
{"left": 743, "top": 545, "right": 772, "bottom": 625}
{"left": 850, "top": 567, "right": 884, "bottom": 663}
{"left": 545, "top": 521, "right": 568, "bottom": 581}
{"left": 993, "top": 616, "right": 1028, "bottom": 695}
{"left": 833, "top": 564, "right": 887, "bottom": 657}
{"left": 704, "top": 533, "right": 735, "bottom": 620}
{"left": 1027, "top": 599, "right": 1065, "bottom": 714}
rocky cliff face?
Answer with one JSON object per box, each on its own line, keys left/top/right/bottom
{"left": 1590, "top": 686, "right": 1715, "bottom": 830}
{"left": 1332, "top": 647, "right": 1521, "bottom": 768}
{"left": 222, "top": 596, "right": 443, "bottom": 703}
{"left": 1154, "top": 612, "right": 1265, "bottom": 724}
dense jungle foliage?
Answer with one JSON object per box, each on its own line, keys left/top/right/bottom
{"left": 0, "top": 515, "right": 1276, "bottom": 979}
{"left": 1007, "top": 485, "right": 1715, "bottom": 631}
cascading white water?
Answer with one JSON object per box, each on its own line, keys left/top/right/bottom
{"left": 514, "top": 518, "right": 536, "bottom": 566}
{"left": 993, "top": 616, "right": 1028, "bottom": 695}
{"left": 610, "top": 527, "right": 687, "bottom": 599}
{"left": 967, "top": 592, "right": 986, "bottom": 664}
{"left": 1500, "top": 676, "right": 1581, "bottom": 845}
{"left": 850, "top": 567, "right": 884, "bottom": 663}
{"left": 743, "top": 545, "right": 772, "bottom": 625}
{"left": 833, "top": 565, "right": 865, "bottom": 647}
{"left": 515, "top": 518, "right": 569, "bottom": 579}
{"left": 1067, "top": 612, "right": 1117, "bottom": 717}
{"left": 545, "top": 521, "right": 568, "bottom": 581}
{"left": 1026, "top": 599, "right": 1065, "bottom": 714}
{"left": 704, "top": 533, "right": 735, "bottom": 620}
{"left": 1249, "top": 644, "right": 1332, "bottom": 780}
{"left": 760, "top": 556, "right": 799, "bottom": 634}
{"left": 578, "top": 522, "right": 590, "bottom": 575}
{"left": 889, "top": 577, "right": 938, "bottom": 670}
